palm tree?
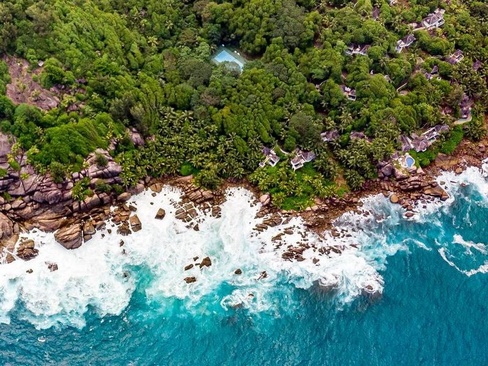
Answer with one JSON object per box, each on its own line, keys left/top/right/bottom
{"left": 147, "top": 36, "right": 158, "bottom": 48}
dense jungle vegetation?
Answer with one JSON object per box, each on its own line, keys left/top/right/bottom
{"left": 0, "top": 0, "right": 487, "bottom": 208}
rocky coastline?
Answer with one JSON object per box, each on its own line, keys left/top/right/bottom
{"left": 1, "top": 131, "right": 487, "bottom": 271}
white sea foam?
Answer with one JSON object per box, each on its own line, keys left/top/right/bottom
{"left": 425, "top": 167, "right": 488, "bottom": 277}
{"left": 0, "top": 187, "right": 385, "bottom": 329}
{"left": 452, "top": 234, "right": 487, "bottom": 255}
{"left": 331, "top": 194, "right": 408, "bottom": 270}
{"left": 4, "top": 165, "right": 488, "bottom": 329}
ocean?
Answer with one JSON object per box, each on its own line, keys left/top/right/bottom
{"left": 0, "top": 167, "right": 487, "bottom": 365}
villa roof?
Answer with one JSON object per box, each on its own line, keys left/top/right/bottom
{"left": 422, "top": 9, "right": 445, "bottom": 28}
{"left": 291, "top": 156, "right": 302, "bottom": 165}
{"left": 291, "top": 150, "right": 316, "bottom": 167}
{"left": 341, "top": 85, "right": 356, "bottom": 99}
{"left": 350, "top": 131, "right": 366, "bottom": 140}
{"left": 460, "top": 94, "right": 472, "bottom": 108}
{"left": 397, "top": 35, "right": 416, "bottom": 52}
{"left": 372, "top": 7, "right": 380, "bottom": 20}
{"left": 302, "top": 151, "right": 316, "bottom": 162}
{"left": 263, "top": 147, "right": 279, "bottom": 159}
{"left": 321, "top": 130, "right": 340, "bottom": 142}
{"left": 346, "top": 44, "right": 370, "bottom": 55}
{"left": 400, "top": 135, "right": 413, "bottom": 152}
{"left": 452, "top": 49, "right": 463, "bottom": 58}
{"left": 412, "top": 137, "right": 430, "bottom": 152}
{"left": 448, "top": 50, "right": 464, "bottom": 64}
{"left": 435, "top": 124, "right": 449, "bottom": 134}
{"left": 459, "top": 94, "right": 473, "bottom": 119}
{"left": 402, "top": 34, "right": 416, "bottom": 45}
{"left": 473, "top": 60, "right": 482, "bottom": 71}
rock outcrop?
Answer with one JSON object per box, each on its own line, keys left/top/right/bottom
{"left": 0, "top": 137, "right": 134, "bottom": 254}
{"left": 16, "top": 239, "right": 38, "bottom": 260}
{"left": 155, "top": 208, "right": 166, "bottom": 220}
{"left": 129, "top": 214, "right": 142, "bottom": 232}
{"left": 184, "top": 276, "right": 197, "bottom": 284}
{"left": 200, "top": 257, "right": 212, "bottom": 268}
{"left": 117, "top": 222, "right": 131, "bottom": 236}
{"left": 0, "top": 213, "right": 14, "bottom": 241}
{"left": 54, "top": 224, "right": 82, "bottom": 249}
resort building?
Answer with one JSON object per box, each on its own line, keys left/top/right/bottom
{"left": 345, "top": 44, "right": 370, "bottom": 56}
{"left": 421, "top": 9, "right": 445, "bottom": 30}
{"left": 259, "top": 147, "right": 280, "bottom": 168}
{"left": 350, "top": 131, "right": 367, "bottom": 140}
{"left": 341, "top": 85, "right": 357, "bottom": 101}
{"left": 372, "top": 7, "right": 380, "bottom": 20}
{"left": 424, "top": 65, "right": 440, "bottom": 80}
{"left": 321, "top": 130, "right": 339, "bottom": 142}
{"left": 290, "top": 150, "right": 316, "bottom": 171}
{"left": 400, "top": 135, "right": 414, "bottom": 153}
{"left": 460, "top": 94, "right": 473, "bottom": 120}
{"left": 447, "top": 50, "right": 464, "bottom": 64}
{"left": 396, "top": 35, "right": 416, "bottom": 53}
{"left": 400, "top": 125, "right": 449, "bottom": 153}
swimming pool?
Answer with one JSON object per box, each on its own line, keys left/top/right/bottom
{"left": 406, "top": 155, "right": 415, "bottom": 168}
{"left": 212, "top": 48, "right": 245, "bottom": 71}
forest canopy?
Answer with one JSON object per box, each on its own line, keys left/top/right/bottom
{"left": 0, "top": 0, "right": 487, "bottom": 208}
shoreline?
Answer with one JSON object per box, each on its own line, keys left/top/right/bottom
{"left": 1, "top": 135, "right": 487, "bottom": 264}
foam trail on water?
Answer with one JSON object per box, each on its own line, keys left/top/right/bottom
{"left": 412, "top": 167, "right": 488, "bottom": 276}
{"left": 453, "top": 234, "right": 487, "bottom": 255}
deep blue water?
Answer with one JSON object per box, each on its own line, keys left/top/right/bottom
{"left": 1, "top": 173, "right": 488, "bottom": 365}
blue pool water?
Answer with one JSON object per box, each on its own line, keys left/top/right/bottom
{"left": 212, "top": 49, "right": 245, "bottom": 71}
{"left": 1, "top": 169, "right": 488, "bottom": 365}
{"left": 406, "top": 156, "right": 415, "bottom": 168}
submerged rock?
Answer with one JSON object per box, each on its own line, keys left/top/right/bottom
{"left": 184, "top": 264, "right": 194, "bottom": 271}
{"left": 46, "top": 262, "right": 59, "bottom": 272}
{"left": 234, "top": 268, "right": 242, "bottom": 275}
{"left": 361, "top": 284, "right": 383, "bottom": 300}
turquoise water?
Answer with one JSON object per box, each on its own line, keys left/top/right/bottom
{"left": 1, "top": 170, "right": 488, "bottom": 365}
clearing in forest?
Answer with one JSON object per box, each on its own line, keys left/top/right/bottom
{"left": 5, "top": 56, "right": 59, "bottom": 111}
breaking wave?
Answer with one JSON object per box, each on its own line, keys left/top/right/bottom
{"left": 1, "top": 165, "right": 488, "bottom": 330}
